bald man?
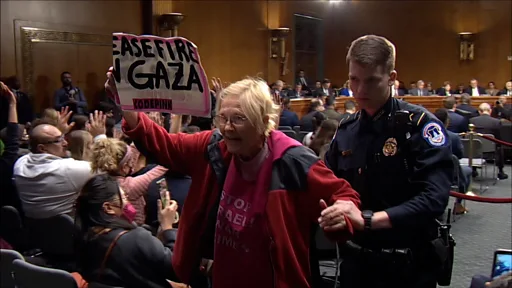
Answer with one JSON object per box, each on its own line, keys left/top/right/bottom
{"left": 470, "top": 103, "right": 508, "bottom": 179}
{"left": 13, "top": 123, "right": 92, "bottom": 219}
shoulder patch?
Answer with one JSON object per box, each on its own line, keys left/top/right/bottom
{"left": 422, "top": 121, "right": 447, "bottom": 147}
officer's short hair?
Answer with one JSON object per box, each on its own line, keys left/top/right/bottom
{"left": 443, "top": 96, "right": 456, "bottom": 109}
{"left": 434, "top": 108, "right": 449, "bottom": 126}
{"left": 344, "top": 100, "right": 356, "bottom": 111}
{"left": 346, "top": 35, "right": 396, "bottom": 73}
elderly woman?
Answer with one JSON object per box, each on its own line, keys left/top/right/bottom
{"left": 105, "top": 70, "right": 360, "bottom": 288}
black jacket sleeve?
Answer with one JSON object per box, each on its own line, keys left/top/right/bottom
{"left": 0, "top": 122, "right": 20, "bottom": 174}
{"left": 385, "top": 112, "right": 453, "bottom": 227}
{"left": 135, "top": 228, "right": 178, "bottom": 281}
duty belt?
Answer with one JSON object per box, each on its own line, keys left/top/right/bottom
{"left": 344, "top": 241, "right": 413, "bottom": 264}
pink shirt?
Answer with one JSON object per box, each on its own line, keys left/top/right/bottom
{"left": 213, "top": 142, "right": 275, "bottom": 288}
{"left": 117, "top": 165, "right": 167, "bottom": 225}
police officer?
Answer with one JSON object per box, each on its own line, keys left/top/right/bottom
{"left": 320, "top": 35, "right": 454, "bottom": 288}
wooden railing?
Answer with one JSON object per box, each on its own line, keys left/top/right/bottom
{"left": 288, "top": 96, "right": 503, "bottom": 119}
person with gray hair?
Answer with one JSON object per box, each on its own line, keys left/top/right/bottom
{"left": 409, "top": 80, "right": 430, "bottom": 96}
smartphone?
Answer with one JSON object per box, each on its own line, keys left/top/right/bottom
{"left": 491, "top": 249, "right": 512, "bottom": 279}
{"left": 156, "top": 178, "right": 168, "bottom": 208}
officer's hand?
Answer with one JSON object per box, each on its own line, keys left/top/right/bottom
{"left": 336, "top": 200, "right": 364, "bottom": 231}
{"left": 319, "top": 200, "right": 364, "bottom": 231}
{"left": 318, "top": 199, "right": 347, "bottom": 231}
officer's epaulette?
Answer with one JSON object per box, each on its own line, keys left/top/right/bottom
{"left": 397, "top": 101, "right": 431, "bottom": 128}
{"left": 338, "top": 111, "right": 360, "bottom": 128}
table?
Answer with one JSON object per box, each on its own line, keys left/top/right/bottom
{"left": 288, "top": 96, "right": 504, "bottom": 119}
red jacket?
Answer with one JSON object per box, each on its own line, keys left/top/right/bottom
{"left": 124, "top": 113, "right": 361, "bottom": 288}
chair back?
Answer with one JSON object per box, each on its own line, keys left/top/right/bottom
{"left": 293, "top": 126, "right": 301, "bottom": 133}
{"left": 461, "top": 138, "right": 483, "bottom": 159}
{"left": 0, "top": 249, "right": 24, "bottom": 288}
{"left": 278, "top": 126, "right": 292, "bottom": 131}
{"left": 26, "top": 214, "right": 76, "bottom": 259}
{"left": 298, "top": 131, "right": 310, "bottom": 143}
{"left": 0, "top": 206, "right": 27, "bottom": 251}
{"left": 11, "top": 259, "right": 78, "bottom": 288}
{"left": 474, "top": 134, "right": 496, "bottom": 154}
{"left": 282, "top": 130, "right": 297, "bottom": 139}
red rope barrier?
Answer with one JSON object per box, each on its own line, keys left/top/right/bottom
{"left": 450, "top": 191, "right": 512, "bottom": 203}
{"left": 479, "top": 134, "right": 512, "bottom": 147}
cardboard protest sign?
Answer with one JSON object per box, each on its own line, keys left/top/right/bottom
{"left": 112, "top": 33, "right": 211, "bottom": 117}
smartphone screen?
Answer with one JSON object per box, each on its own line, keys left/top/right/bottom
{"left": 492, "top": 249, "right": 512, "bottom": 279}
{"left": 156, "top": 178, "right": 168, "bottom": 208}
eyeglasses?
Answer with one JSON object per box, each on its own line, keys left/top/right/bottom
{"left": 42, "top": 134, "right": 65, "bottom": 145}
{"left": 214, "top": 115, "right": 248, "bottom": 126}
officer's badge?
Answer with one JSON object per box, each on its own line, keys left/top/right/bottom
{"left": 382, "top": 138, "right": 398, "bottom": 156}
{"left": 422, "top": 122, "right": 446, "bottom": 147}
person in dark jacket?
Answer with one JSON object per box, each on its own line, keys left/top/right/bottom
{"left": 444, "top": 96, "right": 468, "bottom": 133}
{"left": 279, "top": 97, "right": 300, "bottom": 127}
{"left": 299, "top": 98, "right": 325, "bottom": 132}
{"left": 0, "top": 82, "right": 23, "bottom": 212}
{"left": 457, "top": 93, "right": 479, "bottom": 118}
{"left": 75, "top": 174, "right": 181, "bottom": 288}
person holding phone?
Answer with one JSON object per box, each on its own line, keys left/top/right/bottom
{"left": 73, "top": 173, "right": 183, "bottom": 288}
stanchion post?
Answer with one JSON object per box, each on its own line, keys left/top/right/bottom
{"left": 467, "top": 123, "right": 475, "bottom": 194}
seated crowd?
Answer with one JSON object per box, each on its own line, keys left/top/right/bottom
{"left": 275, "top": 71, "right": 512, "bottom": 99}
{"left": 0, "top": 65, "right": 511, "bottom": 288}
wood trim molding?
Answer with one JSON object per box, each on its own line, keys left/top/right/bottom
{"left": 14, "top": 20, "right": 111, "bottom": 97}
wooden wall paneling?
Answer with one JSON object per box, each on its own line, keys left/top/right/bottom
{"left": 321, "top": 1, "right": 512, "bottom": 88}
{"left": 156, "top": 1, "right": 271, "bottom": 84}
{"left": 32, "top": 42, "right": 78, "bottom": 111}
{"left": 1, "top": 0, "right": 142, "bottom": 78}
{"left": 77, "top": 45, "right": 113, "bottom": 109}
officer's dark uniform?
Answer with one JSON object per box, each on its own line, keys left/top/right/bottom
{"left": 325, "top": 96, "right": 454, "bottom": 288}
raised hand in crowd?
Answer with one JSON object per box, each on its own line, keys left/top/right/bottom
{"left": 57, "top": 106, "right": 75, "bottom": 134}
{"left": 157, "top": 191, "right": 178, "bottom": 231}
{"left": 88, "top": 110, "right": 107, "bottom": 138}
{"left": 170, "top": 114, "right": 182, "bottom": 134}
{"left": 211, "top": 77, "right": 224, "bottom": 97}
{"left": 1, "top": 81, "right": 16, "bottom": 104}
{"left": 105, "top": 67, "right": 139, "bottom": 128}
{"left": 147, "top": 112, "right": 164, "bottom": 127}
{"left": 105, "top": 66, "right": 119, "bottom": 101}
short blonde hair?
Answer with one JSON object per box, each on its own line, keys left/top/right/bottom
{"left": 91, "top": 138, "right": 130, "bottom": 173}
{"left": 346, "top": 35, "right": 396, "bottom": 73}
{"left": 215, "top": 78, "right": 280, "bottom": 136}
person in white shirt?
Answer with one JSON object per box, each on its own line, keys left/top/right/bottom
{"left": 465, "top": 79, "right": 486, "bottom": 96}
{"left": 13, "top": 110, "right": 107, "bottom": 219}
